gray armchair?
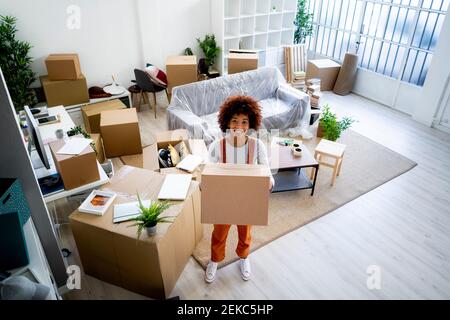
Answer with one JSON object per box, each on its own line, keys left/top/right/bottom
{"left": 167, "top": 66, "right": 311, "bottom": 144}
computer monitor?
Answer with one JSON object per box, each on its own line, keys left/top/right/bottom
{"left": 24, "top": 105, "right": 50, "bottom": 169}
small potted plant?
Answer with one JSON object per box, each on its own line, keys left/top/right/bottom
{"left": 318, "top": 105, "right": 355, "bottom": 141}
{"left": 128, "top": 194, "right": 173, "bottom": 238}
{"left": 196, "top": 34, "right": 221, "bottom": 74}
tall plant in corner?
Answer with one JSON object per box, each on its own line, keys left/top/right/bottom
{"left": 293, "top": 0, "right": 314, "bottom": 44}
{"left": 0, "top": 15, "right": 37, "bottom": 112}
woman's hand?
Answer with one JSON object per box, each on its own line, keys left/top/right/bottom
{"left": 269, "top": 181, "right": 273, "bottom": 192}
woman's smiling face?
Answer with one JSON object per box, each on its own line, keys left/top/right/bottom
{"left": 229, "top": 113, "right": 249, "bottom": 136}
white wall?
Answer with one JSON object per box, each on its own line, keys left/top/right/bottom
{"left": 136, "top": 0, "right": 211, "bottom": 70}
{"left": 1, "top": 0, "right": 143, "bottom": 88}
{"left": 413, "top": 7, "right": 450, "bottom": 126}
{"left": 1, "top": 0, "right": 211, "bottom": 88}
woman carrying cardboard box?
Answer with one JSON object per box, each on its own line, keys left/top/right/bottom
{"left": 205, "top": 95, "right": 274, "bottom": 283}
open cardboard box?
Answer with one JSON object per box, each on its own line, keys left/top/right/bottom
{"left": 69, "top": 166, "right": 203, "bottom": 299}
{"left": 121, "top": 129, "right": 209, "bottom": 174}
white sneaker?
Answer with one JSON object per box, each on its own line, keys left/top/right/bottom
{"left": 205, "top": 261, "right": 218, "bottom": 283}
{"left": 239, "top": 258, "right": 251, "bottom": 281}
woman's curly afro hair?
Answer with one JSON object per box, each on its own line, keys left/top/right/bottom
{"left": 217, "top": 95, "right": 262, "bottom": 132}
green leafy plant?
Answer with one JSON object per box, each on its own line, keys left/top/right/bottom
{"left": 184, "top": 47, "right": 193, "bottom": 55}
{"left": 128, "top": 194, "right": 173, "bottom": 239}
{"left": 0, "top": 15, "right": 37, "bottom": 112}
{"left": 196, "top": 34, "right": 221, "bottom": 67}
{"left": 319, "top": 105, "right": 355, "bottom": 141}
{"left": 66, "top": 125, "right": 97, "bottom": 154}
{"left": 293, "top": 0, "right": 314, "bottom": 44}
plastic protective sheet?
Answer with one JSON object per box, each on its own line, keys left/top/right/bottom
{"left": 167, "top": 66, "right": 312, "bottom": 145}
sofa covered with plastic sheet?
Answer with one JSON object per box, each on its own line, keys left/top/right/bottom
{"left": 167, "top": 66, "right": 311, "bottom": 144}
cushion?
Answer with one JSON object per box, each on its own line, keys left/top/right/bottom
{"left": 145, "top": 63, "right": 168, "bottom": 87}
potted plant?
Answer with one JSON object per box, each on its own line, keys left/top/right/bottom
{"left": 293, "top": 0, "right": 314, "bottom": 44}
{"left": 128, "top": 194, "right": 173, "bottom": 238}
{"left": 318, "top": 105, "right": 355, "bottom": 141}
{"left": 0, "top": 15, "right": 37, "bottom": 112}
{"left": 196, "top": 34, "right": 221, "bottom": 74}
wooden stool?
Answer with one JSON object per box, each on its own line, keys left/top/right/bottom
{"left": 311, "top": 139, "right": 346, "bottom": 186}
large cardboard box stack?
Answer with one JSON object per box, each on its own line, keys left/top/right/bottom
{"left": 48, "top": 139, "right": 99, "bottom": 190}
{"left": 100, "top": 108, "right": 142, "bottom": 158}
{"left": 227, "top": 53, "right": 258, "bottom": 74}
{"left": 306, "top": 59, "right": 341, "bottom": 91}
{"left": 69, "top": 166, "right": 203, "bottom": 299}
{"left": 166, "top": 56, "right": 197, "bottom": 94}
{"left": 41, "top": 53, "right": 89, "bottom": 107}
{"left": 82, "top": 99, "right": 126, "bottom": 134}
{"left": 201, "top": 163, "right": 271, "bottom": 225}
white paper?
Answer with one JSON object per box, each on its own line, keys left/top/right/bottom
{"left": 113, "top": 200, "right": 151, "bottom": 223}
{"left": 158, "top": 174, "right": 192, "bottom": 200}
{"left": 176, "top": 154, "right": 203, "bottom": 173}
{"left": 57, "top": 137, "right": 93, "bottom": 155}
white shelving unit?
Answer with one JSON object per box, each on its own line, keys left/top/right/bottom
{"left": 211, "top": 0, "right": 297, "bottom": 75}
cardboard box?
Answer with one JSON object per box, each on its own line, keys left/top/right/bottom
{"left": 69, "top": 166, "right": 203, "bottom": 299}
{"left": 100, "top": 108, "right": 142, "bottom": 158}
{"left": 49, "top": 139, "right": 100, "bottom": 190}
{"left": 45, "top": 53, "right": 82, "bottom": 80}
{"left": 120, "top": 144, "right": 159, "bottom": 171}
{"left": 90, "top": 133, "right": 105, "bottom": 164}
{"left": 166, "top": 55, "right": 198, "bottom": 94}
{"left": 160, "top": 167, "right": 201, "bottom": 181}
{"left": 227, "top": 53, "right": 258, "bottom": 74}
{"left": 82, "top": 99, "right": 126, "bottom": 134}
{"left": 306, "top": 59, "right": 341, "bottom": 91}
{"left": 40, "top": 75, "right": 89, "bottom": 107}
{"left": 201, "top": 163, "right": 271, "bottom": 225}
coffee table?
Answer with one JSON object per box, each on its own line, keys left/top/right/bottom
{"left": 269, "top": 143, "right": 319, "bottom": 195}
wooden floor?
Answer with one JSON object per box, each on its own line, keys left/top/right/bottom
{"left": 61, "top": 91, "right": 450, "bottom": 300}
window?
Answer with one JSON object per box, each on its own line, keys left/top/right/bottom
{"left": 306, "top": 0, "right": 448, "bottom": 86}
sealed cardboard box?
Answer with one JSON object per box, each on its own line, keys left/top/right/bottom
{"left": 166, "top": 55, "right": 197, "bottom": 94}
{"left": 82, "top": 99, "right": 126, "bottom": 134}
{"left": 40, "top": 75, "right": 89, "bottom": 107}
{"left": 201, "top": 163, "right": 271, "bottom": 225}
{"left": 49, "top": 139, "right": 100, "bottom": 190}
{"left": 306, "top": 59, "right": 341, "bottom": 91}
{"left": 120, "top": 144, "right": 159, "bottom": 171}
{"left": 100, "top": 108, "right": 142, "bottom": 158}
{"left": 227, "top": 53, "right": 258, "bottom": 74}
{"left": 90, "top": 133, "right": 105, "bottom": 164}
{"left": 45, "top": 53, "right": 82, "bottom": 80}
{"left": 69, "top": 166, "right": 203, "bottom": 299}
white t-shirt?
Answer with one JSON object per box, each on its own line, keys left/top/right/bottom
{"left": 207, "top": 137, "right": 275, "bottom": 187}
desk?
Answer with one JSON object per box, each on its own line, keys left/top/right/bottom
{"left": 32, "top": 106, "right": 109, "bottom": 201}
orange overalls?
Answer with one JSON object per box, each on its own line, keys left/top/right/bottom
{"left": 211, "top": 137, "right": 256, "bottom": 262}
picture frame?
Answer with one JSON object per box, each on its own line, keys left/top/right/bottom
{"left": 78, "top": 190, "right": 117, "bottom": 216}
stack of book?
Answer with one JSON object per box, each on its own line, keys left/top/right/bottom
{"left": 306, "top": 78, "right": 322, "bottom": 109}
{"left": 291, "top": 71, "right": 306, "bottom": 90}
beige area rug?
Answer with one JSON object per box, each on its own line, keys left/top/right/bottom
{"left": 192, "top": 130, "right": 417, "bottom": 269}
